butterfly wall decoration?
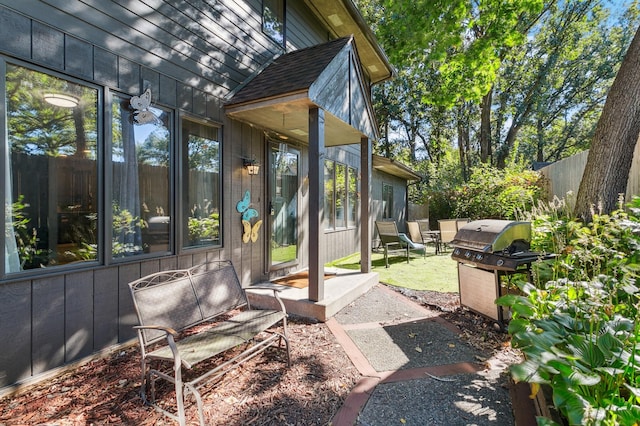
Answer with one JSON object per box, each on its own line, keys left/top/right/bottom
{"left": 236, "top": 190, "right": 262, "bottom": 243}
{"left": 130, "top": 88, "right": 158, "bottom": 125}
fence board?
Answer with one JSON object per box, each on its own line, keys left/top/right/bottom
{"left": 539, "top": 137, "right": 640, "bottom": 207}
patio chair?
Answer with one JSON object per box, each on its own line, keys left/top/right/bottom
{"left": 375, "top": 221, "right": 425, "bottom": 268}
{"left": 437, "top": 218, "right": 471, "bottom": 251}
{"left": 408, "top": 221, "right": 441, "bottom": 254}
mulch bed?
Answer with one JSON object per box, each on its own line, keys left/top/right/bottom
{"left": 0, "top": 287, "right": 520, "bottom": 425}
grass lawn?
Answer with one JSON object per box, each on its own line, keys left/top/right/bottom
{"left": 326, "top": 250, "right": 459, "bottom": 293}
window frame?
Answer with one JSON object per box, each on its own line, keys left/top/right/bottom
{"left": 382, "top": 182, "right": 394, "bottom": 220}
{"left": 109, "top": 90, "right": 174, "bottom": 262}
{"left": 179, "top": 115, "right": 223, "bottom": 251}
{"left": 2, "top": 59, "right": 104, "bottom": 276}
{"left": 324, "top": 159, "right": 358, "bottom": 231}
{"left": 262, "top": 0, "right": 286, "bottom": 46}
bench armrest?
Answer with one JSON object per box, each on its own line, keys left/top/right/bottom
{"left": 249, "top": 285, "right": 282, "bottom": 292}
{"left": 134, "top": 325, "right": 183, "bottom": 369}
{"left": 134, "top": 324, "right": 178, "bottom": 337}
{"left": 246, "top": 286, "right": 287, "bottom": 316}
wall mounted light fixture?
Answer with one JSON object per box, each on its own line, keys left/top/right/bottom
{"left": 243, "top": 158, "right": 260, "bottom": 175}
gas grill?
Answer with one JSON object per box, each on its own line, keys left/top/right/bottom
{"left": 450, "top": 219, "right": 551, "bottom": 324}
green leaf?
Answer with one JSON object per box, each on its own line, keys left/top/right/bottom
{"left": 511, "top": 359, "right": 550, "bottom": 383}
{"left": 551, "top": 384, "right": 590, "bottom": 425}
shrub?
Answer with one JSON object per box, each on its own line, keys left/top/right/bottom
{"left": 498, "top": 196, "right": 640, "bottom": 425}
{"left": 453, "top": 163, "right": 545, "bottom": 220}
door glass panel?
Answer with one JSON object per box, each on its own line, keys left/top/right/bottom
{"left": 269, "top": 143, "right": 298, "bottom": 267}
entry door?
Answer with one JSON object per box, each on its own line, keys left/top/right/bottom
{"left": 268, "top": 142, "right": 299, "bottom": 268}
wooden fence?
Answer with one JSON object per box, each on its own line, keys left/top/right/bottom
{"left": 539, "top": 137, "right": 640, "bottom": 208}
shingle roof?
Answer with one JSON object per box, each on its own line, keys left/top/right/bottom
{"left": 226, "top": 37, "right": 352, "bottom": 107}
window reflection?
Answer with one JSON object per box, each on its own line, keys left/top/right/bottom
{"left": 182, "top": 119, "right": 221, "bottom": 248}
{"left": 263, "top": 0, "right": 285, "bottom": 45}
{"left": 111, "top": 95, "right": 171, "bottom": 257}
{"left": 324, "top": 160, "right": 335, "bottom": 229}
{"left": 270, "top": 144, "right": 298, "bottom": 266}
{"left": 348, "top": 166, "right": 358, "bottom": 225}
{"left": 5, "top": 64, "right": 98, "bottom": 272}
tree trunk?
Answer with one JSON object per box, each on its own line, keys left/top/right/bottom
{"left": 574, "top": 25, "right": 640, "bottom": 221}
{"left": 479, "top": 89, "right": 493, "bottom": 163}
{"left": 457, "top": 104, "right": 471, "bottom": 181}
{"left": 536, "top": 118, "right": 544, "bottom": 163}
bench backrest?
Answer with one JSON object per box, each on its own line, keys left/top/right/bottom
{"left": 129, "top": 260, "right": 247, "bottom": 345}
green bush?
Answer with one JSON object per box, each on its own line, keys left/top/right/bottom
{"left": 453, "top": 164, "right": 545, "bottom": 220}
{"left": 498, "top": 196, "right": 640, "bottom": 425}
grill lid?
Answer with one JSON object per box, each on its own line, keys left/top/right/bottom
{"left": 450, "top": 219, "right": 531, "bottom": 253}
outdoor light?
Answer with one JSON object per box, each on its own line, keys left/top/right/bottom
{"left": 243, "top": 158, "right": 260, "bottom": 175}
{"left": 43, "top": 93, "right": 79, "bottom": 108}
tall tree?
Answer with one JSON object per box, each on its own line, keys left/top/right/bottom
{"left": 574, "top": 24, "right": 640, "bottom": 220}
{"left": 493, "top": 0, "right": 639, "bottom": 167}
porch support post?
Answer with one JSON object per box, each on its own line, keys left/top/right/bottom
{"left": 308, "top": 107, "right": 325, "bottom": 302}
{"left": 360, "top": 136, "right": 372, "bottom": 273}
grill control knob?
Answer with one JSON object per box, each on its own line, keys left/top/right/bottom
{"left": 454, "top": 248, "right": 460, "bottom": 255}
{"left": 475, "top": 253, "right": 484, "bottom": 261}
{"left": 497, "top": 259, "right": 504, "bottom": 266}
{"left": 465, "top": 250, "right": 471, "bottom": 258}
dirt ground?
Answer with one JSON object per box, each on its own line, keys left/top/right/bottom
{"left": 0, "top": 287, "right": 521, "bottom": 426}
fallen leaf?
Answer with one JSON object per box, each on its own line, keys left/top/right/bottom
{"left": 400, "top": 418, "right": 406, "bottom": 424}
{"left": 448, "top": 343, "right": 456, "bottom": 348}
{"left": 415, "top": 346, "right": 422, "bottom": 353}
{"left": 408, "top": 332, "right": 416, "bottom": 338}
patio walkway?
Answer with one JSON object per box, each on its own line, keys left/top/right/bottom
{"left": 326, "top": 284, "right": 536, "bottom": 425}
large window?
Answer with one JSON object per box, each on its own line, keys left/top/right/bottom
{"left": 325, "top": 160, "right": 358, "bottom": 230}
{"left": 111, "top": 95, "right": 171, "bottom": 258}
{"left": 4, "top": 64, "right": 99, "bottom": 272}
{"left": 3, "top": 62, "right": 223, "bottom": 275}
{"left": 182, "top": 119, "right": 221, "bottom": 248}
{"left": 263, "top": 0, "right": 285, "bottom": 45}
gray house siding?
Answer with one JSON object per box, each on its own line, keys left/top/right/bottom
{"left": 0, "top": 0, "right": 363, "bottom": 391}
{"left": 372, "top": 170, "right": 410, "bottom": 233}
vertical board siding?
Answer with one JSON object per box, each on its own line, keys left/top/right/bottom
{"left": 93, "top": 267, "right": 119, "bottom": 350}
{"left": 0, "top": 7, "right": 31, "bottom": 57}
{"left": 117, "top": 263, "right": 142, "bottom": 342}
{"left": 65, "top": 270, "right": 95, "bottom": 362}
{"left": 32, "top": 276, "right": 66, "bottom": 375}
{"left": 32, "top": 21, "right": 64, "bottom": 69}
{"left": 0, "top": 281, "right": 32, "bottom": 387}
{"left": 65, "top": 35, "right": 93, "bottom": 79}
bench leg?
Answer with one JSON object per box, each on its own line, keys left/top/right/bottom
{"left": 174, "top": 361, "right": 187, "bottom": 426}
{"left": 185, "top": 383, "right": 206, "bottom": 426}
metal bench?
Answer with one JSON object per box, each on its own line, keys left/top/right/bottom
{"left": 128, "top": 260, "right": 290, "bottom": 426}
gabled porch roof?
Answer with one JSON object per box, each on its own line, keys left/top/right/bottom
{"left": 225, "top": 36, "right": 378, "bottom": 146}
